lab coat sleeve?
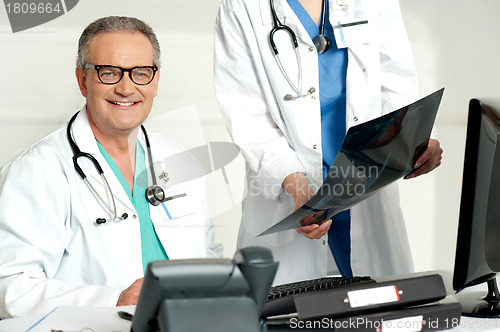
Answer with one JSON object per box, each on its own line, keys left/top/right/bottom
{"left": 377, "top": 0, "right": 419, "bottom": 111}
{"left": 214, "top": 0, "right": 307, "bottom": 201}
{"left": 0, "top": 151, "right": 121, "bottom": 318}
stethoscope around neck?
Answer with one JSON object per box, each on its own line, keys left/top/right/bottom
{"left": 66, "top": 111, "right": 168, "bottom": 225}
{"left": 269, "top": 0, "right": 330, "bottom": 101}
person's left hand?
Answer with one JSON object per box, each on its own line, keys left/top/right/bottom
{"left": 296, "top": 220, "right": 332, "bottom": 239}
{"left": 405, "top": 138, "right": 443, "bottom": 179}
{"left": 116, "top": 278, "right": 144, "bottom": 306}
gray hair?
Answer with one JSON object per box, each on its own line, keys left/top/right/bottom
{"left": 76, "top": 16, "right": 161, "bottom": 69}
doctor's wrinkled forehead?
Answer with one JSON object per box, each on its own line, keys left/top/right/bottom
{"left": 76, "top": 16, "right": 161, "bottom": 69}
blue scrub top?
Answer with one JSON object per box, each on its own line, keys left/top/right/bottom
{"left": 287, "top": 0, "right": 353, "bottom": 276}
{"left": 97, "top": 140, "right": 169, "bottom": 274}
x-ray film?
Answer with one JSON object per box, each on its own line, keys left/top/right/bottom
{"left": 259, "top": 88, "right": 444, "bottom": 236}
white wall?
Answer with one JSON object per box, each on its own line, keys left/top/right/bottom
{"left": 0, "top": 0, "right": 244, "bottom": 257}
{"left": 399, "top": 0, "right": 500, "bottom": 273}
{"left": 0, "top": 0, "right": 499, "bottom": 272}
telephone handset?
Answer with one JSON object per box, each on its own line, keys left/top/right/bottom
{"left": 131, "top": 247, "right": 278, "bottom": 332}
{"left": 234, "top": 246, "right": 279, "bottom": 315}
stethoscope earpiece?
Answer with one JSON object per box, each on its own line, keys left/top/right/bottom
{"left": 95, "top": 213, "right": 128, "bottom": 225}
{"left": 284, "top": 87, "right": 316, "bottom": 101}
{"left": 96, "top": 218, "right": 106, "bottom": 225}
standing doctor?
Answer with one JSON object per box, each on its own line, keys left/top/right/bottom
{"left": 0, "top": 16, "right": 222, "bottom": 319}
{"left": 214, "top": 0, "right": 442, "bottom": 285}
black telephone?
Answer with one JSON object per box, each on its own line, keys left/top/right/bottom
{"left": 130, "top": 247, "right": 278, "bottom": 332}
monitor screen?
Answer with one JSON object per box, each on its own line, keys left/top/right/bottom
{"left": 453, "top": 98, "right": 500, "bottom": 317}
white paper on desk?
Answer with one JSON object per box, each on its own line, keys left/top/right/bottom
{"left": 0, "top": 306, "right": 135, "bottom": 332}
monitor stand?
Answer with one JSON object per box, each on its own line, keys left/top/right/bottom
{"left": 455, "top": 279, "right": 500, "bottom": 318}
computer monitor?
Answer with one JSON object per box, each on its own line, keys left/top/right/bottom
{"left": 453, "top": 98, "right": 500, "bottom": 317}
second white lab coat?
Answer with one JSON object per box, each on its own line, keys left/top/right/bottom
{"left": 215, "top": 0, "right": 416, "bottom": 284}
{"left": 0, "top": 110, "right": 223, "bottom": 318}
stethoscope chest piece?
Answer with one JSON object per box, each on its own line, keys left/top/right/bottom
{"left": 313, "top": 34, "right": 330, "bottom": 54}
{"left": 146, "top": 185, "right": 165, "bottom": 206}
{"left": 313, "top": 0, "right": 330, "bottom": 54}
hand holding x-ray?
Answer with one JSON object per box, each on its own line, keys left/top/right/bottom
{"left": 259, "top": 88, "right": 445, "bottom": 237}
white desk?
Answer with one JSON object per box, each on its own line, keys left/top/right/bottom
{"left": 453, "top": 317, "right": 500, "bottom": 331}
{"left": 0, "top": 306, "right": 135, "bottom": 332}
{"left": 1, "top": 307, "right": 500, "bottom": 332}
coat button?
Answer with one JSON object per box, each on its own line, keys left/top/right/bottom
{"left": 133, "top": 215, "right": 137, "bottom": 219}
{"left": 353, "top": 117, "right": 358, "bottom": 122}
{"left": 322, "top": 240, "right": 326, "bottom": 245}
{"left": 309, "top": 46, "right": 315, "bottom": 52}
{"left": 313, "top": 144, "right": 318, "bottom": 149}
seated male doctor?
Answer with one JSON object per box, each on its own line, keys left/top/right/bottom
{"left": 0, "top": 16, "right": 222, "bottom": 318}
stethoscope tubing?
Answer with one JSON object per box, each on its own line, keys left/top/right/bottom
{"left": 269, "top": 0, "right": 299, "bottom": 55}
{"left": 269, "top": 0, "right": 328, "bottom": 100}
{"left": 67, "top": 112, "right": 127, "bottom": 223}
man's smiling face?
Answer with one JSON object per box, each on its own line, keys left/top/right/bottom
{"left": 76, "top": 31, "right": 160, "bottom": 137}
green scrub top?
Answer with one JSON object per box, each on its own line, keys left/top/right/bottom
{"left": 97, "top": 140, "right": 169, "bottom": 273}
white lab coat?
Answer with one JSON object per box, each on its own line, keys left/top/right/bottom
{"left": 0, "top": 110, "right": 223, "bottom": 318}
{"left": 214, "top": 0, "right": 416, "bottom": 285}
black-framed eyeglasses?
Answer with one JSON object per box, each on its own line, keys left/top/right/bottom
{"left": 84, "top": 63, "right": 158, "bottom": 85}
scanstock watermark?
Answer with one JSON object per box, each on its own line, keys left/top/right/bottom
{"left": 3, "top": 0, "right": 79, "bottom": 33}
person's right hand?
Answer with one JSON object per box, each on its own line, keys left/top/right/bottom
{"left": 283, "top": 172, "right": 313, "bottom": 211}
{"left": 283, "top": 172, "right": 331, "bottom": 239}
{"left": 116, "top": 278, "right": 144, "bottom": 306}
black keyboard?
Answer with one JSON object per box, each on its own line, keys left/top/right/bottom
{"left": 262, "top": 276, "right": 375, "bottom": 317}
